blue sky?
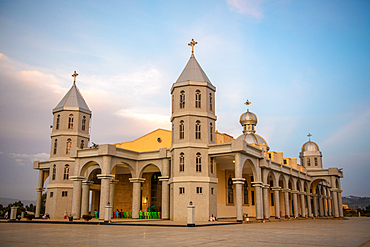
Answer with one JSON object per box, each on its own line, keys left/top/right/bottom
{"left": 0, "top": 0, "right": 369, "bottom": 201}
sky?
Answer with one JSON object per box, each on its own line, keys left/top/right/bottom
{"left": 0, "top": 0, "right": 369, "bottom": 201}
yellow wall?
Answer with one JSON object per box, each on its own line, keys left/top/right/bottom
{"left": 115, "top": 129, "right": 171, "bottom": 152}
{"left": 215, "top": 131, "right": 234, "bottom": 144}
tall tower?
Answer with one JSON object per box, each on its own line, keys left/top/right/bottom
{"left": 46, "top": 71, "right": 92, "bottom": 218}
{"left": 170, "top": 40, "right": 218, "bottom": 221}
{"left": 299, "top": 133, "right": 323, "bottom": 169}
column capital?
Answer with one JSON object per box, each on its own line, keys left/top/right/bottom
{"left": 271, "top": 186, "right": 281, "bottom": 191}
{"left": 282, "top": 188, "right": 291, "bottom": 193}
{"left": 298, "top": 191, "right": 306, "bottom": 195}
{"left": 129, "top": 178, "right": 146, "bottom": 183}
{"left": 35, "top": 187, "right": 44, "bottom": 192}
{"left": 251, "top": 181, "right": 263, "bottom": 187}
{"left": 312, "top": 194, "right": 319, "bottom": 197}
{"left": 330, "top": 188, "right": 340, "bottom": 192}
{"left": 306, "top": 193, "right": 312, "bottom": 196}
{"left": 291, "top": 190, "right": 299, "bottom": 194}
{"left": 232, "top": 178, "right": 245, "bottom": 184}
{"left": 70, "top": 176, "right": 85, "bottom": 181}
{"left": 110, "top": 179, "right": 119, "bottom": 184}
{"left": 82, "top": 181, "right": 94, "bottom": 185}
{"left": 262, "top": 184, "right": 270, "bottom": 189}
{"left": 97, "top": 174, "right": 115, "bottom": 180}
{"left": 158, "top": 176, "right": 170, "bottom": 181}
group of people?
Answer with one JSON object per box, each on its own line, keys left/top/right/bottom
{"left": 115, "top": 209, "right": 125, "bottom": 218}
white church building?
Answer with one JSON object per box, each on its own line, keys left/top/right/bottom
{"left": 33, "top": 40, "right": 344, "bottom": 221}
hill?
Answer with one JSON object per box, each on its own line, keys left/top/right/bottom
{"left": 342, "top": 196, "right": 370, "bottom": 209}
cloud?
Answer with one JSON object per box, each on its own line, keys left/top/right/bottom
{"left": 8, "top": 152, "right": 49, "bottom": 166}
{"left": 226, "top": 0, "right": 264, "bottom": 19}
{"left": 322, "top": 108, "right": 370, "bottom": 148}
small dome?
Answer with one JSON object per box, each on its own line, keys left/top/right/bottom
{"left": 240, "top": 111, "right": 257, "bottom": 126}
{"left": 302, "top": 141, "right": 320, "bottom": 152}
{"left": 237, "top": 133, "right": 268, "bottom": 146}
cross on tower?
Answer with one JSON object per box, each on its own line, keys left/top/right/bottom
{"left": 188, "top": 39, "right": 198, "bottom": 54}
{"left": 72, "top": 71, "right": 79, "bottom": 85}
{"left": 307, "top": 133, "right": 312, "bottom": 141}
{"left": 244, "top": 99, "right": 251, "bottom": 111}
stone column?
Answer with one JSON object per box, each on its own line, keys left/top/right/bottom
{"left": 35, "top": 170, "right": 44, "bottom": 218}
{"left": 262, "top": 184, "right": 270, "bottom": 219}
{"left": 313, "top": 194, "right": 319, "bottom": 217}
{"left": 159, "top": 176, "right": 170, "bottom": 220}
{"left": 97, "top": 174, "right": 114, "bottom": 220}
{"left": 282, "top": 189, "right": 290, "bottom": 218}
{"left": 299, "top": 192, "right": 306, "bottom": 217}
{"left": 253, "top": 182, "right": 264, "bottom": 220}
{"left": 81, "top": 181, "right": 93, "bottom": 216}
{"left": 307, "top": 193, "right": 312, "bottom": 217}
{"left": 130, "top": 178, "right": 145, "bottom": 219}
{"left": 319, "top": 195, "right": 324, "bottom": 217}
{"left": 109, "top": 179, "right": 119, "bottom": 212}
{"left": 271, "top": 187, "right": 280, "bottom": 219}
{"left": 338, "top": 190, "right": 343, "bottom": 217}
{"left": 233, "top": 178, "right": 245, "bottom": 222}
{"left": 70, "top": 176, "right": 85, "bottom": 219}
{"left": 291, "top": 190, "right": 299, "bottom": 218}
{"left": 330, "top": 188, "right": 339, "bottom": 218}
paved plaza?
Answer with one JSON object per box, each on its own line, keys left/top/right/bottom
{"left": 0, "top": 218, "right": 369, "bottom": 246}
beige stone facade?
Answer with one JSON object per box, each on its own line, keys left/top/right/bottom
{"left": 33, "top": 42, "right": 344, "bottom": 221}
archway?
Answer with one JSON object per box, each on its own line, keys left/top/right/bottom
{"left": 139, "top": 164, "right": 162, "bottom": 213}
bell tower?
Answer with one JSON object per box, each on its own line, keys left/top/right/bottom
{"left": 299, "top": 133, "right": 323, "bottom": 169}
{"left": 46, "top": 71, "right": 92, "bottom": 218}
{"left": 170, "top": 40, "right": 218, "bottom": 221}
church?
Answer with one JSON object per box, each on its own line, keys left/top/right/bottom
{"left": 33, "top": 40, "right": 344, "bottom": 221}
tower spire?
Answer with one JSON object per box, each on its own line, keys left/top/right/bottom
{"left": 307, "top": 133, "right": 312, "bottom": 141}
{"left": 244, "top": 99, "right": 251, "bottom": 111}
{"left": 188, "top": 39, "right": 197, "bottom": 55}
{"left": 72, "top": 71, "right": 79, "bottom": 85}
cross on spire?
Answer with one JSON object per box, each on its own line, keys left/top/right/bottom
{"left": 188, "top": 39, "right": 198, "bottom": 54}
{"left": 244, "top": 99, "right": 251, "bottom": 111}
{"left": 307, "top": 133, "right": 312, "bottom": 141}
{"left": 72, "top": 71, "right": 79, "bottom": 85}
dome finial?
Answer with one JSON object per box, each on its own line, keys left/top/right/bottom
{"left": 188, "top": 39, "right": 198, "bottom": 55}
{"left": 307, "top": 133, "right": 312, "bottom": 141}
{"left": 72, "top": 71, "right": 79, "bottom": 85}
{"left": 244, "top": 99, "right": 251, "bottom": 111}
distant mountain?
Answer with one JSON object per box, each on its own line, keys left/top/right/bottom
{"left": 342, "top": 196, "right": 370, "bottom": 209}
{"left": 0, "top": 197, "right": 36, "bottom": 207}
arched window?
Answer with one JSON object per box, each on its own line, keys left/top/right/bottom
{"left": 180, "top": 90, "right": 185, "bottom": 109}
{"left": 82, "top": 116, "right": 86, "bottom": 131}
{"left": 66, "top": 139, "right": 72, "bottom": 154}
{"left": 56, "top": 115, "right": 60, "bottom": 130}
{"left": 314, "top": 157, "right": 318, "bottom": 166}
{"left": 196, "top": 152, "right": 201, "bottom": 172}
{"left": 209, "top": 93, "right": 213, "bottom": 111}
{"left": 52, "top": 164, "right": 56, "bottom": 180}
{"left": 210, "top": 123, "right": 213, "bottom": 142}
{"left": 53, "top": 139, "right": 58, "bottom": 154}
{"left": 63, "top": 165, "right": 69, "bottom": 180}
{"left": 195, "top": 90, "right": 201, "bottom": 108}
{"left": 179, "top": 120, "right": 184, "bottom": 139}
{"left": 210, "top": 157, "right": 214, "bottom": 173}
{"left": 68, "top": 114, "right": 74, "bottom": 129}
{"left": 195, "top": 120, "right": 201, "bottom": 139}
{"left": 80, "top": 140, "right": 84, "bottom": 149}
{"left": 179, "top": 153, "right": 184, "bottom": 172}
{"left": 244, "top": 180, "right": 249, "bottom": 204}
{"left": 307, "top": 158, "right": 311, "bottom": 166}
{"left": 228, "top": 177, "right": 234, "bottom": 204}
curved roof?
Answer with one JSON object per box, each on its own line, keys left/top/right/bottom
{"left": 301, "top": 141, "right": 320, "bottom": 152}
{"left": 53, "top": 83, "right": 91, "bottom": 114}
{"left": 240, "top": 111, "right": 257, "bottom": 125}
{"left": 237, "top": 133, "right": 268, "bottom": 146}
{"left": 176, "top": 54, "right": 212, "bottom": 83}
